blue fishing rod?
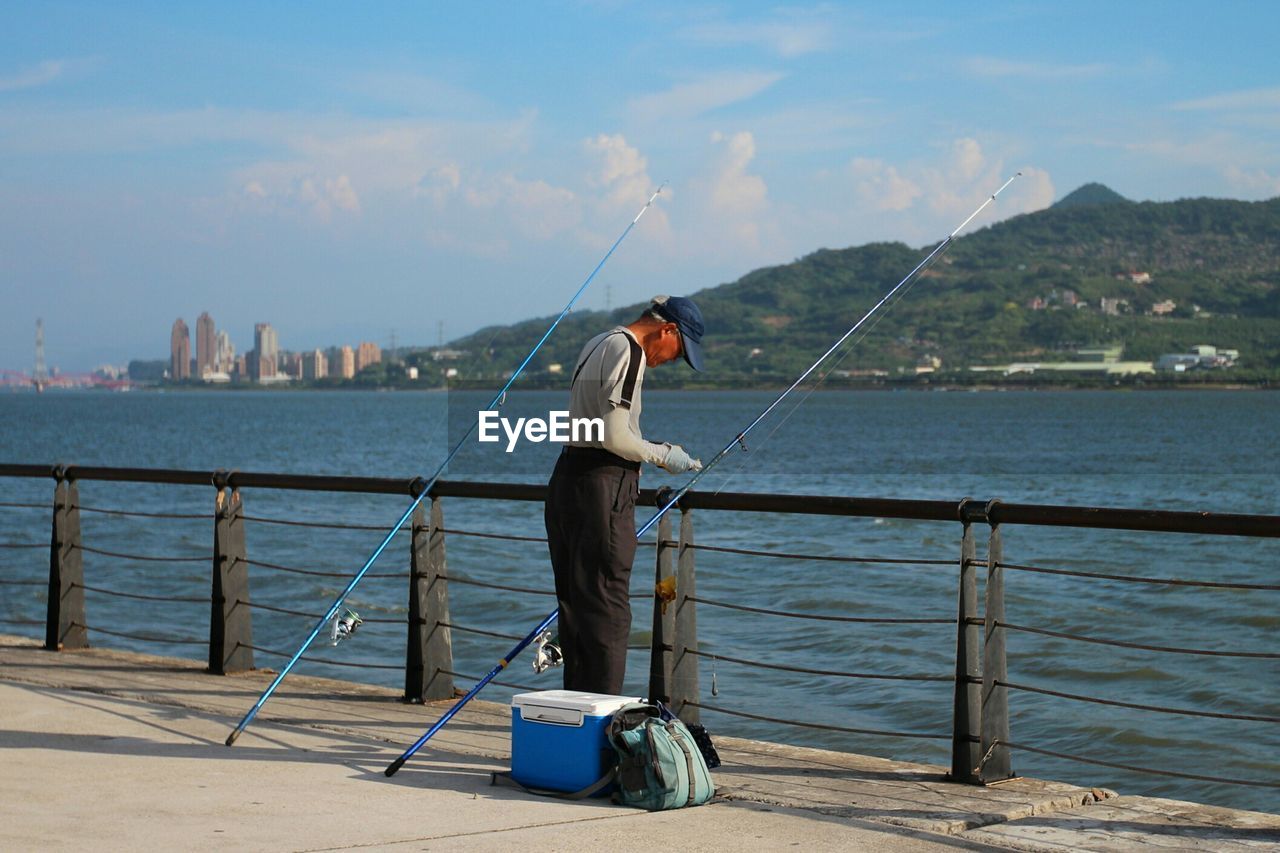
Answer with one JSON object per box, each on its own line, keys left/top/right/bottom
{"left": 226, "top": 186, "right": 665, "bottom": 746}
{"left": 384, "top": 173, "right": 1021, "bottom": 775}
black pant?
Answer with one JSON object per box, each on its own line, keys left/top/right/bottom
{"left": 544, "top": 448, "right": 639, "bottom": 695}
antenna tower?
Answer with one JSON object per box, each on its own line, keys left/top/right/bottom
{"left": 33, "top": 319, "right": 47, "bottom": 391}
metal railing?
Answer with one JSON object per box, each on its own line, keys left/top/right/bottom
{"left": 1, "top": 462, "right": 1277, "bottom": 804}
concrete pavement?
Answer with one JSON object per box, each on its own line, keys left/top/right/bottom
{"left": 2, "top": 636, "right": 1276, "bottom": 851}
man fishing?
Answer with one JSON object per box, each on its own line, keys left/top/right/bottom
{"left": 544, "top": 295, "right": 706, "bottom": 695}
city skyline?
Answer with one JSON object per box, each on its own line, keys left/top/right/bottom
{"left": 161, "top": 312, "right": 382, "bottom": 384}
{"left": 3, "top": 3, "right": 1279, "bottom": 371}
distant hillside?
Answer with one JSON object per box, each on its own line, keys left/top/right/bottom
{"left": 1052, "top": 182, "right": 1131, "bottom": 209}
{"left": 411, "top": 190, "right": 1280, "bottom": 386}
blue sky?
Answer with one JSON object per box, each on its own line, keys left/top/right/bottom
{"left": 3, "top": 2, "right": 1278, "bottom": 372}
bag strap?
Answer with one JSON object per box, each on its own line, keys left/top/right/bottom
{"left": 490, "top": 768, "right": 614, "bottom": 800}
{"left": 667, "top": 722, "right": 699, "bottom": 807}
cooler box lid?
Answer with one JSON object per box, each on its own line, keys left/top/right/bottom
{"left": 512, "top": 690, "right": 639, "bottom": 726}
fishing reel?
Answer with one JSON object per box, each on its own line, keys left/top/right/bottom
{"left": 531, "top": 630, "right": 563, "bottom": 674}
{"left": 329, "top": 609, "right": 363, "bottom": 646}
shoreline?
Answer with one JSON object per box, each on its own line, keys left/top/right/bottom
{"left": 6, "top": 380, "right": 1274, "bottom": 394}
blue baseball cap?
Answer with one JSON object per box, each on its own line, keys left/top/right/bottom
{"left": 651, "top": 295, "right": 705, "bottom": 371}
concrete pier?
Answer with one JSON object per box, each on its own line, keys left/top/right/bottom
{"left": 2, "top": 635, "right": 1276, "bottom": 851}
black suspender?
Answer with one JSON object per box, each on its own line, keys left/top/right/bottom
{"left": 571, "top": 331, "right": 644, "bottom": 410}
{"left": 618, "top": 336, "right": 643, "bottom": 410}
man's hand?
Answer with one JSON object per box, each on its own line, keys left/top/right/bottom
{"left": 662, "top": 444, "right": 703, "bottom": 474}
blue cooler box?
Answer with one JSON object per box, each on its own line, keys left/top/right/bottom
{"left": 511, "top": 690, "right": 639, "bottom": 792}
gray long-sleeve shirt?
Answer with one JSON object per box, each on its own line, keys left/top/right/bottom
{"left": 566, "top": 327, "right": 670, "bottom": 466}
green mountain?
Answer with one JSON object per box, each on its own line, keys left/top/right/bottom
{"left": 1052, "top": 182, "right": 1131, "bottom": 209}
{"left": 413, "top": 188, "right": 1280, "bottom": 386}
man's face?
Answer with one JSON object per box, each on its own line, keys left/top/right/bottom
{"left": 645, "top": 322, "right": 683, "bottom": 367}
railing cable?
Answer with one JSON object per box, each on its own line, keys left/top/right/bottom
{"left": 241, "top": 514, "right": 409, "bottom": 533}
{"left": 689, "top": 701, "right": 948, "bottom": 741}
{"left": 997, "top": 561, "right": 1280, "bottom": 591}
{"left": 245, "top": 643, "right": 401, "bottom": 670}
{"left": 689, "top": 594, "right": 951, "bottom": 625}
{"left": 691, "top": 541, "right": 952, "bottom": 567}
{"left": 999, "top": 621, "right": 1280, "bottom": 658}
{"left": 442, "top": 668, "right": 539, "bottom": 693}
{"left": 440, "top": 574, "right": 555, "bottom": 597}
{"left": 71, "top": 621, "right": 205, "bottom": 646}
{"left": 73, "top": 505, "right": 210, "bottom": 521}
{"left": 687, "top": 648, "right": 950, "bottom": 682}
{"left": 999, "top": 679, "right": 1280, "bottom": 724}
{"left": 441, "top": 527, "right": 548, "bottom": 544}
{"left": 242, "top": 557, "right": 404, "bottom": 580}
{"left": 240, "top": 600, "right": 403, "bottom": 624}
{"left": 1000, "top": 741, "right": 1280, "bottom": 789}
{"left": 75, "top": 583, "right": 205, "bottom": 604}
{"left": 73, "top": 544, "right": 209, "bottom": 563}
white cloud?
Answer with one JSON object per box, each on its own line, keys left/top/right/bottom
{"left": 1173, "top": 87, "right": 1280, "bottom": 112}
{"left": 509, "top": 178, "right": 580, "bottom": 239}
{"left": 411, "top": 163, "right": 582, "bottom": 248}
{"left": 582, "top": 133, "right": 671, "bottom": 246}
{"left": 682, "top": 18, "right": 833, "bottom": 57}
{"left": 845, "top": 139, "right": 1052, "bottom": 235}
{"left": 585, "top": 133, "right": 651, "bottom": 205}
{"left": 850, "top": 158, "right": 921, "bottom": 211}
{"left": 251, "top": 173, "right": 362, "bottom": 221}
{"left": 415, "top": 164, "right": 462, "bottom": 206}
{"left": 325, "top": 175, "right": 361, "bottom": 214}
{"left": 1224, "top": 166, "right": 1280, "bottom": 198}
{"left": 0, "top": 60, "right": 67, "bottom": 92}
{"left": 1006, "top": 167, "right": 1056, "bottom": 214}
{"left": 694, "top": 130, "right": 770, "bottom": 250}
{"left": 950, "top": 138, "right": 984, "bottom": 182}
{"left": 963, "top": 56, "right": 1110, "bottom": 79}
{"left": 709, "top": 131, "right": 768, "bottom": 216}
{"left": 627, "top": 71, "right": 784, "bottom": 125}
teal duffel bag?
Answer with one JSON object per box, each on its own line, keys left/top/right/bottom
{"left": 607, "top": 702, "right": 715, "bottom": 810}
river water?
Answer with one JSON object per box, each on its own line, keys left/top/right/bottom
{"left": 1, "top": 388, "right": 1276, "bottom": 811}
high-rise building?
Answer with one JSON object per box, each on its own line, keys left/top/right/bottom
{"left": 253, "top": 322, "right": 279, "bottom": 382}
{"left": 302, "top": 349, "right": 328, "bottom": 381}
{"left": 170, "top": 318, "right": 191, "bottom": 381}
{"left": 215, "top": 330, "right": 235, "bottom": 373}
{"left": 338, "top": 345, "right": 355, "bottom": 379}
{"left": 356, "top": 341, "right": 381, "bottom": 373}
{"left": 195, "top": 312, "right": 216, "bottom": 379}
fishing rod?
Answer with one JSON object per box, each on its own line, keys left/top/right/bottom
{"left": 225, "top": 186, "right": 665, "bottom": 746}
{"left": 383, "top": 173, "right": 1020, "bottom": 776}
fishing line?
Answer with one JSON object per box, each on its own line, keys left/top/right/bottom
{"left": 225, "top": 185, "right": 666, "bottom": 746}
{"left": 708, "top": 263, "right": 936, "bottom": 497}
{"left": 383, "top": 173, "right": 1020, "bottom": 776}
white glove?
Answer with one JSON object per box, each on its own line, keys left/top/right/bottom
{"left": 662, "top": 444, "right": 703, "bottom": 474}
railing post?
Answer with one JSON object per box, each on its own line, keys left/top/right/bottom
{"left": 45, "top": 474, "right": 87, "bottom": 651}
{"left": 950, "top": 499, "right": 982, "bottom": 783}
{"left": 980, "top": 506, "right": 1013, "bottom": 782}
{"left": 647, "top": 510, "right": 676, "bottom": 704}
{"left": 670, "top": 508, "right": 699, "bottom": 723}
{"left": 209, "top": 486, "right": 253, "bottom": 674}
{"left": 406, "top": 497, "right": 453, "bottom": 702}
